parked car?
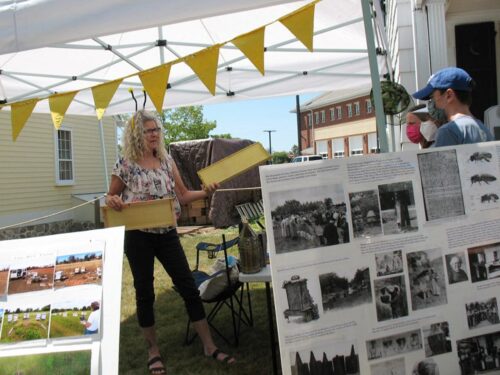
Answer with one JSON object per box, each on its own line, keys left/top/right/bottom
{"left": 291, "top": 155, "right": 324, "bottom": 163}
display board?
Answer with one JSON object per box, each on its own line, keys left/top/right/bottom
{"left": 0, "top": 227, "right": 125, "bottom": 375}
{"left": 260, "top": 141, "right": 500, "bottom": 375}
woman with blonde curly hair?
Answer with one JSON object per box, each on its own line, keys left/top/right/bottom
{"left": 106, "top": 110, "right": 234, "bottom": 374}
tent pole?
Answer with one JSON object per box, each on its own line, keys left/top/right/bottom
{"left": 360, "top": 0, "right": 388, "bottom": 153}
{"left": 98, "top": 119, "right": 110, "bottom": 190}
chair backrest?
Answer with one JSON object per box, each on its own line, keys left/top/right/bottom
{"left": 194, "top": 234, "right": 239, "bottom": 272}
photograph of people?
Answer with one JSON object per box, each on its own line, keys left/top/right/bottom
{"left": 105, "top": 110, "right": 234, "bottom": 374}
{"left": 378, "top": 181, "right": 418, "bottom": 235}
{"left": 84, "top": 301, "right": 101, "bottom": 335}
{"left": 468, "top": 242, "right": 500, "bottom": 283}
{"left": 374, "top": 275, "right": 408, "bottom": 322}
{"left": 270, "top": 184, "right": 349, "bottom": 253}
{"left": 407, "top": 250, "right": 447, "bottom": 311}
{"left": 348, "top": 190, "right": 382, "bottom": 239}
{"left": 423, "top": 321, "right": 452, "bottom": 357}
{"left": 412, "top": 358, "right": 440, "bottom": 375}
{"left": 465, "top": 297, "right": 500, "bottom": 330}
{"left": 445, "top": 253, "right": 469, "bottom": 284}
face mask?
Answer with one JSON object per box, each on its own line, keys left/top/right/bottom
{"left": 406, "top": 124, "right": 422, "bottom": 144}
{"left": 420, "top": 121, "right": 437, "bottom": 142}
{"left": 427, "top": 99, "right": 447, "bottom": 124}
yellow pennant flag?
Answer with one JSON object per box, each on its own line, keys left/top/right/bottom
{"left": 91, "top": 79, "right": 123, "bottom": 120}
{"left": 184, "top": 45, "right": 220, "bottom": 95}
{"left": 11, "top": 99, "right": 38, "bottom": 141}
{"left": 139, "top": 64, "right": 171, "bottom": 113}
{"left": 49, "top": 91, "right": 78, "bottom": 129}
{"left": 279, "top": 1, "right": 317, "bottom": 52}
{"left": 232, "top": 27, "right": 265, "bottom": 76}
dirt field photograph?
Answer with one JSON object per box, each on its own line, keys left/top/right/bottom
{"left": 50, "top": 296, "right": 101, "bottom": 338}
{"left": 8, "top": 263, "right": 55, "bottom": 295}
{"left": 0, "top": 264, "right": 8, "bottom": 297}
{"left": 54, "top": 251, "right": 102, "bottom": 289}
{"left": 0, "top": 302, "right": 51, "bottom": 343}
{"left": 0, "top": 349, "right": 91, "bottom": 375}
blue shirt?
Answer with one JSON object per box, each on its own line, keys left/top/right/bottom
{"left": 434, "top": 115, "right": 493, "bottom": 147}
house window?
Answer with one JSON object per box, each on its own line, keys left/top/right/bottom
{"left": 330, "top": 108, "right": 335, "bottom": 121}
{"left": 347, "top": 103, "right": 353, "bottom": 118}
{"left": 336, "top": 106, "right": 342, "bottom": 119}
{"left": 315, "top": 112, "right": 320, "bottom": 125}
{"left": 321, "top": 110, "right": 326, "bottom": 123}
{"left": 56, "top": 129, "right": 74, "bottom": 184}
{"left": 366, "top": 99, "right": 373, "bottom": 114}
{"left": 354, "top": 102, "right": 360, "bottom": 116}
{"left": 351, "top": 149, "right": 363, "bottom": 156}
{"left": 333, "top": 151, "right": 345, "bottom": 158}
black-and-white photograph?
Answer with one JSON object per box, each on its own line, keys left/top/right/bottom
{"left": 412, "top": 358, "right": 439, "bottom": 375}
{"left": 290, "top": 342, "right": 360, "bottom": 375}
{"left": 457, "top": 330, "right": 500, "bottom": 374}
{"left": 270, "top": 185, "right": 349, "bottom": 254}
{"left": 319, "top": 267, "right": 371, "bottom": 312}
{"left": 370, "top": 357, "right": 405, "bottom": 375}
{"left": 375, "top": 250, "right": 404, "bottom": 276}
{"left": 282, "top": 275, "right": 319, "bottom": 324}
{"left": 467, "top": 242, "right": 500, "bottom": 283}
{"left": 407, "top": 249, "right": 447, "bottom": 311}
{"left": 423, "top": 321, "right": 452, "bottom": 357}
{"left": 348, "top": 190, "right": 382, "bottom": 239}
{"left": 465, "top": 297, "right": 500, "bottom": 330}
{"left": 374, "top": 275, "right": 408, "bottom": 322}
{"left": 366, "top": 329, "right": 422, "bottom": 360}
{"left": 418, "top": 150, "right": 465, "bottom": 221}
{"left": 378, "top": 181, "right": 418, "bottom": 234}
{"left": 445, "top": 252, "right": 469, "bottom": 284}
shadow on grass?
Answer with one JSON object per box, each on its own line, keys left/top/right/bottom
{"left": 119, "top": 228, "right": 280, "bottom": 375}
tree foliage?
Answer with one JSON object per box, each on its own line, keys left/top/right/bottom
{"left": 272, "top": 151, "right": 290, "bottom": 164}
{"left": 160, "top": 106, "right": 217, "bottom": 145}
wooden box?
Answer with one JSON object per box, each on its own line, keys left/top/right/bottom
{"left": 101, "top": 198, "right": 176, "bottom": 230}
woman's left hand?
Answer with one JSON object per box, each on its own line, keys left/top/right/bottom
{"left": 202, "top": 182, "right": 219, "bottom": 196}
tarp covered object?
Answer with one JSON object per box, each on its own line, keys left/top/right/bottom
{"left": 0, "top": 0, "right": 385, "bottom": 116}
{"left": 169, "top": 139, "right": 262, "bottom": 227}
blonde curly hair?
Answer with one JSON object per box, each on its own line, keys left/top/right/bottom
{"left": 123, "top": 110, "right": 167, "bottom": 162}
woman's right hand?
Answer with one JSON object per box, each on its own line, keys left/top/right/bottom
{"left": 105, "top": 194, "right": 125, "bottom": 211}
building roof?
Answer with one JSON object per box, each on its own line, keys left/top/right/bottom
{"left": 292, "top": 87, "right": 371, "bottom": 113}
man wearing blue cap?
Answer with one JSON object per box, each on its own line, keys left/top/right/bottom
{"left": 412, "top": 67, "right": 493, "bottom": 147}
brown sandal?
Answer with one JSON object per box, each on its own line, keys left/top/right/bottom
{"left": 209, "top": 348, "right": 236, "bottom": 364}
{"left": 147, "top": 356, "right": 166, "bottom": 375}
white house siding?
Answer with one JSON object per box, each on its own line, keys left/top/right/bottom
{"left": 0, "top": 112, "right": 116, "bottom": 227}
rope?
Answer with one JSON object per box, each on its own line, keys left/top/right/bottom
{"left": 0, "top": 195, "right": 105, "bottom": 231}
{"left": 215, "top": 187, "right": 262, "bottom": 192}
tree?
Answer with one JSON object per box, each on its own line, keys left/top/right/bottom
{"left": 272, "top": 151, "right": 290, "bottom": 164}
{"left": 160, "top": 106, "right": 217, "bottom": 145}
{"left": 290, "top": 144, "right": 299, "bottom": 156}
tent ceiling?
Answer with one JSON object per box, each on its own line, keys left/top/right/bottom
{"left": 0, "top": 0, "right": 386, "bottom": 116}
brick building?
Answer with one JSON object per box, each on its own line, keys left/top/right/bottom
{"left": 296, "top": 89, "right": 378, "bottom": 159}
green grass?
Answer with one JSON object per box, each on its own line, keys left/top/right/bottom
{"left": 50, "top": 310, "right": 87, "bottom": 338}
{"left": 119, "top": 227, "right": 281, "bottom": 375}
{"left": 0, "top": 315, "right": 49, "bottom": 342}
{"left": 0, "top": 350, "right": 91, "bottom": 375}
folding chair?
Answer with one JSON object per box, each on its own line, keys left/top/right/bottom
{"left": 184, "top": 234, "right": 253, "bottom": 346}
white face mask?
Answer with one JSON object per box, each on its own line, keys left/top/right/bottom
{"left": 420, "top": 121, "right": 438, "bottom": 142}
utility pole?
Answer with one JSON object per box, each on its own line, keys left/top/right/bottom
{"left": 263, "top": 129, "right": 276, "bottom": 156}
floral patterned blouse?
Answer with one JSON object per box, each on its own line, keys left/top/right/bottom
{"left": 112, "top": 154, "right": 181, "bottom": 234}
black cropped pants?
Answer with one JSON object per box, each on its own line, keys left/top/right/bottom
{"left": 124, "top": 229, "right": 205, "bottom": 327}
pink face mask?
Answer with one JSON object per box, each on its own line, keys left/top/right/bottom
{"left": 406, "top": 124, "right": 422, "bottom": 144}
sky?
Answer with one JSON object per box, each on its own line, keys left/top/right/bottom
{"left": 203, "top": 93, "right": 318, "bottom": 153}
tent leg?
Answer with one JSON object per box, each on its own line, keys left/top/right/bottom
{"left": 360, "top": 0, "right": 388, "bottom": 153}
{"left": 98, "top": 119, "right": 109, "bottom": 190}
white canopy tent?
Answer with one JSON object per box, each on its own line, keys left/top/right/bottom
{"left": 0, "top": 0, "right": 389, "bottom": 166}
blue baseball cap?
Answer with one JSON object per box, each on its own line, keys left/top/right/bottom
{"left": 412, "top": 67, "right": 473, "bottom": 100}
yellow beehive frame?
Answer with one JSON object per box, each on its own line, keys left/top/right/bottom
{"left": 197, "top": 143, "right": 271, "bottom": 186}
{"left": 101, "top": 198, "right": 176, "bottom": 230}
